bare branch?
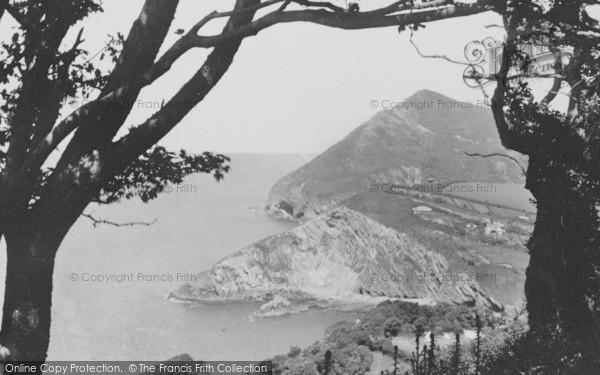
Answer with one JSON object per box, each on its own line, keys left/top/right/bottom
{"left": 105, "top": 0, "right": 262, "bottom": 176}
{"left": 193, "top": 1, "right": 493, "bottom": 40}
{"left": 410, "top": 30, "right": 472, "bottom": 66}
{"left": 410, "top": 29, "right": 492, "bottom": 103}
{"left": 28, "top": 0, "right": 493, "bottom": 175}
{"left": 181, "top": 0, "right": 285, "bottom": 36}
{"left": 104, "top": 0, "right": 180, "bottom": 94}
{"left": 81, "top": 213, "right": 157, "bottom": 228}
{"left": 463, "top": 151, "right": 527, "bottom": 176}
{"left": 11, "top": 0, "right": 496, "bottom": 226}
{"left": 102, "top": 0, "right": 493, "bottom": 176}
{"left": 541, "top": 78, "right": 563, "bottom": 106}
{"left": 278, "top": 0, "right": 293, "bottom": 12}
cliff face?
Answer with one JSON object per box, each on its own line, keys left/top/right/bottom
{"left": 171, "top": 206, "right": 502, "bottom": 311}
{"left": 266, "top": 90, "right": 526, "bottom": 220}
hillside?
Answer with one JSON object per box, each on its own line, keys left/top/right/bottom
{"left": 266, "top": 90, "right": 526, "bottom": 220}
{"left": 270, "top": 300, "right": 511, "bottom": 375}
{"left": 342, "top": 188, "right": 530, "bottom": 310}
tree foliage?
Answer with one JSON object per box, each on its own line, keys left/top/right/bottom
{"left": 482, "top": 0, "right": 600, "bottom": 370}
{"left": 1, "top": 0, "right": 599, "bottom": 369}
{"left": 100, "top": 147, "right": 230, "bottom": 204}
{"left": 0, "top": 0, "right": 501, "bottom": 361}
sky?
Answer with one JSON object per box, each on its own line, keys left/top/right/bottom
{"left": 2, "top": 1, "right": 511, "bottom": 154}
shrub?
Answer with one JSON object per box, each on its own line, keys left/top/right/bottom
{"left": 373, "top": 337, "right": 396, "bottom": 355}
{"left": 288, "top": 345, "right": 302, "bottom": 358}
{"left": 384, "top": 317, "right": 403, "bottom": 338}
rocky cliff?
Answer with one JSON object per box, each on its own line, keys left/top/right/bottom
{"left": 266, "top": 90, "right": 526, "bottom": 220}
{"left": 171, "top": 206, "right": 502, "bottom": 311}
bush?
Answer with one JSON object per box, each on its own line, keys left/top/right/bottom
{"left": 288, "top": 345, "right": 302, "bottom": 358}
{"left": 506, "top": 222, "right": 530, "bottom": 236}
{"left": 384, "top": 317, "right": 403, "bottom": 338}
{"left": 372, "top": 337, "right": 395, "bottom": 355}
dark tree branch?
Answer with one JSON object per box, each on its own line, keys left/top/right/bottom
{"left": 193, "top": 0, "right": 493, "bottom": 44}
{"left": 293, "top": 0, "right": 345, "bottom": 13}
{"left": 540, "top": 46, "right": 564, "bottom": 107}
{"left": 107, "top": 0, "right": 262, "bottom": 175}
{"left": 24, "top": 0, "right": 493, "bottom": 181}
{"left": 81, "top": 213, "right": 157, "bottom": 228}
{"left": 4, "top": 3, "right": 29, "bottom": 27}
{"left": 1, "top": 0, "right": 495, "bottom": 236}
{"left": 463, "top": 151, "right": 527, "bottom": 176}
{"left": 0, "top": 3, "right": 82, "bottom": 222}
{"left": 218, "top": 0, "right": 285, "bottom": 17}
{"left": 541, "top": 77, "right": 563, "bottom": 107}
{"left": 29, "top": 28, "right": 85, "bottom": 149}
{"left": 104, "top": 0, "right": 180, "bottom": 94}
{"left": 0, "top": 0, "right": 8, "bottom": 24}
{"left": 95, "top": 0, "right": 492, "bottom": 191}
{"left": 410, "top": 33, "right": 472, "bottom": 66}
{"left": 38, "top": 0, "right": 181, "bottom": 209}
{"left": 490, "top": 13, "right": 526, "bottom": 154}
{"left": 26, "top": 0, "right": 261, "bottom": 239}
{"left": 278, "top": 0, "right": 293, "bottom": 12}
{"left": 363, "top": 0, "right": 454, "bottom": 17}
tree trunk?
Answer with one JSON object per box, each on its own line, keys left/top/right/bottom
{"left": 0, "top": 220, "right": 63, "bottom": 361}
{"left": 525, "top": 155, "right": 600, "bottom": 371}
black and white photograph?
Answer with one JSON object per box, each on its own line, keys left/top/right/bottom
{"left": 0, "top": 0, "right": 598, "bottom": 374}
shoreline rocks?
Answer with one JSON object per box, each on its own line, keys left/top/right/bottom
{"left": 170, "top": 206, "right": 503, "bottom": 312}
{"left": 249, "top": 295, "right": 308, "bottom": 320}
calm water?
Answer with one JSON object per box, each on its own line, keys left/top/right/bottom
{"left": 42, "top": 154, "right": 355, "bottom": 361}
{"left": 0, "top": 155, "right": 533, "bottom": 361}
{"left": 447, "top": 182, "right": 535, "bottom": 212}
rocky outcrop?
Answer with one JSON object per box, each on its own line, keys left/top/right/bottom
{"left": 249, "top": 295, "right": 309, "bottom": 320}
{"left": 171, "top": 206, "right": 502, "bottom": 311}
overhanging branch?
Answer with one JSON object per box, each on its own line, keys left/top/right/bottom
{"left": 101, "top": 0, "right": 494, "bottom": 179}
{"left": 16, "top": 0, "right": 496, "bottom": 223}
{"left": 26, "top": 0, "right": 493, "bottom": 177}
{"left": 192, "top": 1, "right": 493, "bottom": 45}
{"left": 5, "top": 3, "right": 29, "bottom": 27}
{"left": 81, "top": 213, "right": 158, "bottom": 228}
{"left": 464, "top": 151, "right": 527, "bottom": 176}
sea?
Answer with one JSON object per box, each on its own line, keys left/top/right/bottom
{"left": 46, "top": 153, "right": 356, "bottom": 361}
{"left": 0, "top": 154, "right": 534, "bottom": 361}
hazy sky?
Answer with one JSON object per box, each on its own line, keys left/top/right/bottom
{"left": 4, "top": 1, "right": 509, "bottom": 154}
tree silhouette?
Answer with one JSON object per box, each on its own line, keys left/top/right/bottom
{"left": 1, "top": 0, "right": 599, "bottom": 370}
{"left": 486, "top": 0, "right": 600, "bottom": 371}
{"left": 0, "top": 0, "right": 495, "bottom": 362}
{"left": 473, "top": 314, "right": 482, "bottom": 375}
